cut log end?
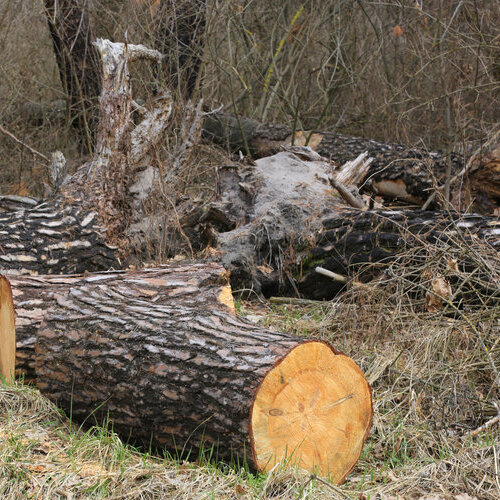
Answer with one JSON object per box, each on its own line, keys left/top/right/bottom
{"left": 250, "top": 341, "right": 372, "bottom": 483}
{"left": 0, "top": 276, "right": 16, "bottom": 383}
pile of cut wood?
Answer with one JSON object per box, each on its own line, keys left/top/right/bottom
{"left": 0, "top": 39, "right": 376, "bottom": 483}
{"left": 1, "top": 37, "right": 499, "bottom": 481}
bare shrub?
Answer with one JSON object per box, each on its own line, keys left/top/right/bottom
{"left": 1, "top": 0, "right": 499, "bottom": 199}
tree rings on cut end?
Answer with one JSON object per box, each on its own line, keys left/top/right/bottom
{"left": 250, "top": 341, "right": 372, "bottom": 483}
{"left": 0, "top": 276, "right": 16, "bottom": 383}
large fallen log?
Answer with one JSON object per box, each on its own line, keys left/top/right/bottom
{"left": 5, "top": 149, "right": 497, "bottom": 305}
{"left": 10, "top": 262, "right": 234, "bottom": 382}
{"left": 0, "top": 202, "right": 118, "bottom": 275}
{"left": 2, "top": 272, "right": 373, "bottom": 482}
{"left": 203, "top": 113, "right": 500, "bottom": 214}
{"left": 192, "top": 150, "right": 500, "bottom": 300}
{"left": 297, "top": 209, "right": 500, "bottom": 301}
{"left": 2, "top": 38, "right": 497, "bottom": 308}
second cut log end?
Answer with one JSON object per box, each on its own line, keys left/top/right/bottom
{"left": 0, "top": 276, "right": 16, "bottom": 384}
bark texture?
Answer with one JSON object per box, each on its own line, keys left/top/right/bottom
{"left": 298, "top": 209, "right": 500, "bottom": 300}
{"left": 32, "top": 277, "right": 371, "bottom": 479}
{"left": 10, "top": 262, "right": 234, "bottom": 382}
{"left": 71, "top": 39, "right": 169, "bottom": 242}
{"left": 44, "top": 0, "right": 101, "bottom": 153}
{"left": 0, "top": 40, "right": 171, "bottom": 278}
{"left": 188, "top": 150, "right": 499, "bottom": 299}
{"left": 0, "top": 201, "right": 118, "bottom": 276}
{"left": 30, "top": 277, "right": 299, "bottom": 466}
{"left": 202, "top": 113, "right": 500, "bottom": 215}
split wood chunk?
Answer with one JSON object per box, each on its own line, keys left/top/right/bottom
{"left": 16, "top": 268, "right": 373, "bottom": 481}
{"left": 0, "top": 276, "right": 15, "bottom": 383}
{"left": 251, "top": 342, "right": 372, "bottom": 482}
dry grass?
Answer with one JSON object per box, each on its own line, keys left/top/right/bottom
{"left": 0, "top": 383, "right": 347, "bottom": 499}
{"left": 2, "top": 232, "right": 500, "bottom": 498}
{"left": 249, "top": 231, "right": 500, "bottom": 498}
{"left": 3, "top": 280, "right": 498, "bottom": 499}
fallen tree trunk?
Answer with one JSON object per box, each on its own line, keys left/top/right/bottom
{"left": 297, "top": 209, "right": 500, "bottom": 301}
{"left": 0, "top": 202, "right": 118, "bottom": 276}
{"left": 2, "top": 273, "right": 373, "bottom": 482}
{"left": 219, "top": 206, "right": 500, "bottom": 301}
{"left": 2, "top": 39, "right": 497, "bottom": 309}
{"left": 10, "top": 262, "right": 234, "bottom": 382}
{"left": 191, "top": 150, "right": 500, "bottom": 300}
{"left": 202, "top": 113, "right": 500, "bottom": 214}
{"left": 3, "top": 151, "right": 498, "bottom": 304}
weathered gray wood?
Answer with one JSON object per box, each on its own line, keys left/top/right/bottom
{"left": 0, "top": 39, "right": 172, "bottom": 278}
{"left": 68, "top": 39, "right": 170, "bottom": 243}
{"left": 202, "top": 113, "right": 500, "bottom": 215}
{"left": 192, "top": 150, "right": 500, "bottom": 300}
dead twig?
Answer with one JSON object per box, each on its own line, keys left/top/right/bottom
{"left": 466, "top": 402, "right": 500, "bottom": 438}
{"left": 329, "top": 176, "right": 367, "bottom": 210}
{"left": 0, "top": 123, "right": 49, "bottom": 163}
{"left": 315, "top": 266, "right": 348, "bottom": 284}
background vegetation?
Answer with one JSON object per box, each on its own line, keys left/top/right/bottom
{"left": 1, "top": 0, "right": 499, "bottom": 195}
{"left": 1, "top": 1, "right": 499, "bottom": 498}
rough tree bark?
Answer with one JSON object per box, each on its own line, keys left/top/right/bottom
{"left": 2, "top": 40, "right": 497, "bottom": 308}
{"left": 0, "top": 39, "right": 171, "bottom": 277}
{"left": 10, "top": 262, "right": 234, "bottom": 382}
{"left": 297, "top": 209, "right": 500, "bottom": 300}
{"left": 44, "top": 0, "right": 101, "bottom": 153}
{"left": 2, "top": 147, "right": 498, "bottom": 304}
{"left": 0, "top": 201, "right": 118, "bottom": 275}
{"left": 12, "top": 272, "right": 371, "bottom": 482}
{"left": 66, "top": 38, "right": 171, "bottom": 243}
{"left": 183, "top": 149, "right": 500, "bottom": 300}
{"left": 202, "top": 113, "right": 500, "bottom": 215}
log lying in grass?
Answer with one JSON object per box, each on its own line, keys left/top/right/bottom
{"left": 0, "top": 277, "right": 15, "bottom": 383}
{"left": 10, "top": 262, "right": 234, "bottom": 382}
{"left": 6, "top": 261, "right": 373, "bottom": 477}
{"left": 1, "top": 270, "right": 373, "bottom": 481}
{"left": 297, "top": 209, "right": 500, "bottom": 300}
